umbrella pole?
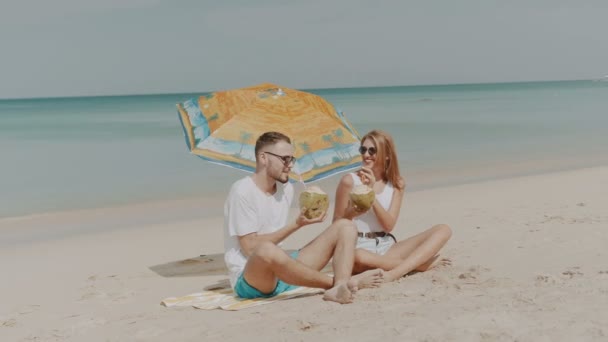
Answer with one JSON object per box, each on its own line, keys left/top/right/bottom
{"left": 295, "top": 171, "right": 307, "bottom": 189}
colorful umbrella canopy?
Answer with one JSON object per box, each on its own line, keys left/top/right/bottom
{"left": 177, "top": 83, "right": 362, "bottom": 183}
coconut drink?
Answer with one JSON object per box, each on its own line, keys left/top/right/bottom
{"left": 349, "top": 184, "right": 375, "bottom": 212}
{"left": 299, "top": 186, "right": 329, "bottom": 219}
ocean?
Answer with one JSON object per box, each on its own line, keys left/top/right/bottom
{"left": 1, "top": 80, "right": 607, "bottom": 218}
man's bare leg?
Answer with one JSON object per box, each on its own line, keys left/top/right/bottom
{"left": 297, "top": 219, "right": 383, "bottom": 295}
{"left": 243, "top": 241, "right": 335, "bottom": 293}
{"left": 243, "top": 220, "right": 363, "bottom": 304}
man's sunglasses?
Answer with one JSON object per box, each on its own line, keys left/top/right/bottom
{"left": 264, "top": 151, "right": 296, "bottom": 166}
{"left": 358, "top": 146, "right": 377, "bottom": 156}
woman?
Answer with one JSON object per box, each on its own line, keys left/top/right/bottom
{"left": 333, "top": 130, "right": 452, "bottom": 282}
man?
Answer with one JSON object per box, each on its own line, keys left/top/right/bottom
{"left": 224, "top": 131, "right": 382, "bottom": 304}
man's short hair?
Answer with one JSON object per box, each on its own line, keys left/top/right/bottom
{"left": 254, "top": 132, "right": 291, "bottom": 158}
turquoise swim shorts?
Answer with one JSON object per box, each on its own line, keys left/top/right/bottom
{"left": 234, "top": 250, "right": 300, "bottom": 299}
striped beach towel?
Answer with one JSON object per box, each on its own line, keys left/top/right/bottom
{"left": 161, "top": 286, "right": 323, "bottom": 311}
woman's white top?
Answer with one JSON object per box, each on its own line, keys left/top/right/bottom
{"left": 349, "top": 173, "right": 394, "bottom": 233}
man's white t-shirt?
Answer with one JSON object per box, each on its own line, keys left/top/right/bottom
{"left": 223, "top": 176, "right": 296, "bottom": 289}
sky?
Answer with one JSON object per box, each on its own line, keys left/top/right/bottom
{"left": 1, "top": 0, "right": 607, "bottom": 99}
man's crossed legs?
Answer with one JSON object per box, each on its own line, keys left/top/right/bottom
{"left": 240, "top": 219, "right": 383, "bottom": 304}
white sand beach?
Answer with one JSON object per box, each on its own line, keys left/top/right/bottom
{"left": 1, "top": 166, "right": 607, "bottom": 341}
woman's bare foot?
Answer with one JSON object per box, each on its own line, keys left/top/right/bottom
{"left": 352, "top": 269, "right": 384, "bottom": 289}
{"left": 382, "top": 270, "right": 399, "bottom": 283}
{"left": 381, "top": 256, "right": 452, "bottom": 283}
{"left": 322, "top": 282, "right": 354, "bottom": 304}
{"left": 416, "top": 255, "right": 452, "bottom": 272}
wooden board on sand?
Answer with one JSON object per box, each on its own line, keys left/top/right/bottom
{"left": 149, "top": 250, "right": 331, "bottom": 278}
{"left": 149, "top": 253, "right": 233, "bottom": 277}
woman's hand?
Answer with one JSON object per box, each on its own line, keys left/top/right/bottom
{"left": 343, "top": 199, "right": 370, "bottom": 219}
{"left": 357, "top": 167, "right": 376, "bottom": 188}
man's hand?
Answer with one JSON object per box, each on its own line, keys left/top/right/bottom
{"left": 295, "top": 207, "right": 327, "bottom": 227}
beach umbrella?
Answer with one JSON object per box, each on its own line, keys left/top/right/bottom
{"left": 176, "top": 83, "right": 362, "bottom": 183}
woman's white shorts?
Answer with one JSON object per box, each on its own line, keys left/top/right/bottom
{"left": 356, "top": 235, "right": 395, "bottom": 255}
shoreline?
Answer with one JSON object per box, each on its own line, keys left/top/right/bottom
{"left": 2, "top": 164, "right": 607, "bottom": 247}
{"left": 3, "top": 156, "right": 608, "bottom": 223}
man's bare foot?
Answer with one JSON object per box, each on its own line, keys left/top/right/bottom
{"left": 322, "top": 282, "right": 354, "bottom": 304}
{"left": 352, "top": 269, "right": 384, "bottom": 289}
{"left": 347, "top": 278, "right": 358, "bottom": 294}
{"left": 416, "top": 255, "right": 452, "bottom": 272}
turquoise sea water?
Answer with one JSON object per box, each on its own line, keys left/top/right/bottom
{"left": 1, "top": 80, "right": 607, "bottom": 218}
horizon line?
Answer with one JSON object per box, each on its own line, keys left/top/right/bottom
{"left": 0, "top": 78, "right": 593, "bottom": 101}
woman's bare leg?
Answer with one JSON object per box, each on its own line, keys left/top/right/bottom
{"left": 353, "top": 249, "right": 402, "bottom": 274}
{"left": 381, "top": 224, "right": 452, "bottom": 282}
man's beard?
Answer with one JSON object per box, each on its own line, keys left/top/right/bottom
{"left": 273, "top": 172, "right": 289, "bottom": 184}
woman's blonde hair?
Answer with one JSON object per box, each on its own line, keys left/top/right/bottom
{"left": 361, "top": 130, "right": 404, "bottom": 190}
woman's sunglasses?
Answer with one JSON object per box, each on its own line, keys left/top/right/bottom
{"left": 359, "top": 146, "right": 377, "bottom": 156}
